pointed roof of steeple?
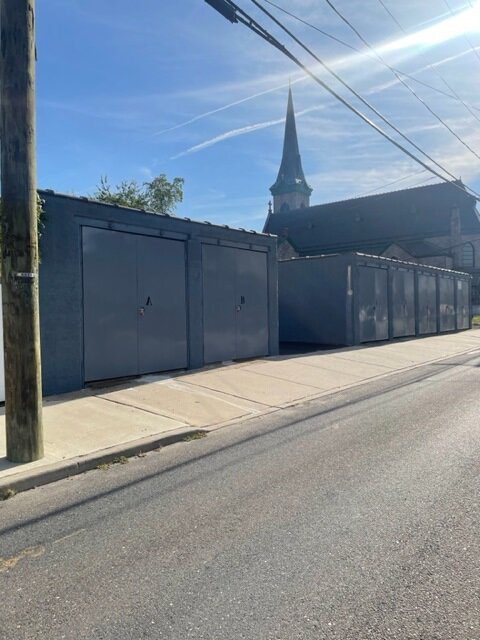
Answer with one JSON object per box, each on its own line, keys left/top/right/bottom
{"left": 270, "top": 87, "right": 312, "bottom": 197}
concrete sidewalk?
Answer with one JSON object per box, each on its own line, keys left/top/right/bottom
{"left": 1, "top": 329, "right": 480, "bottom": 494}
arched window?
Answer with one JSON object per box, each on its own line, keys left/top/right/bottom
{"left": 280, "top": 202, "right": 290, "bottom": 213}
{"left": 461, "top": 242, "right": 475, "bottom": 268}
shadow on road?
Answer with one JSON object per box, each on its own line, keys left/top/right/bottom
{"left": 1, "top": 350, "right": 479, "bottom": 537}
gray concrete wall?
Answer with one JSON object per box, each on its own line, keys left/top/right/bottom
{"left": 38, "top": 192, "right": 278, "bottom": 396}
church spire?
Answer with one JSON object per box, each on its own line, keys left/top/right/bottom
{"left": 270, "top": 87, "right": 312, "bottom": 214}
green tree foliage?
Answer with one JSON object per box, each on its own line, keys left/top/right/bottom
{"left": 93, "top": 174, "right": 184, "bottom": 214}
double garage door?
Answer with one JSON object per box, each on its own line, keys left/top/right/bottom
{"left": 83, "top": 229, "right": 269, "bottom": 382}
{"left": 83, "top": 228, "right": 188, "bottom": 382}
{"left": 202, "top": 244, "right": 269, "bottom": 363}
{"left": 357, "top": 267, "right": 421, "bottom": 342}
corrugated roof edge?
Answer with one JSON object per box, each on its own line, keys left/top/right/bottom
{"left": 279, "top": 251, "right": 472, "bottom": 277}
{"left": 273, "top": 179, "right": 476, "bottom": 218}
{"left": 38, "top": 189, "right": 276, "bottom": 238}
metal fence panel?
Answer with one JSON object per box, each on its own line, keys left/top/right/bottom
{"left": 391, "top": 269, "right": 415, "bottom": 338}
{"left": 358, "top": 266, "right": 388, "bottom": 342}
{"left": 456, "top": 279, "right": 470, "bottom": 330}
{"left": 439, "top": 277, "right": 456, "bottom": 332}
{"left": 418, "top": 274, "right": 438, "bottom": 335}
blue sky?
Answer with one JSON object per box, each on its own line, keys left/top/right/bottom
{"left": 37, "top": 0, "right": 480, "bottom": 229}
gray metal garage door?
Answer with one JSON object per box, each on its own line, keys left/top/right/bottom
{"left": 83, "top": 227, "right": 187, "bottom": 382}
{"left": 456, "top": 280, "right": 470, "bottom": 330}
{"left": 391, "top": 269, "right": 415, "bottom": 338}
{"left": 358, "top": 266, "right": 388, "bottom": 343}
{"left": 202, "top": 245, "right": 268, "bottom": 363}
{"left": 418, "top": 274, "right": 437, "bottom": 335}
{"left": 439, "top": 277, "right": 456, "bottom": 332}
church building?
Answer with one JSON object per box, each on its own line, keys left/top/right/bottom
{"left": 264, "top": 88, "right": 480, "bottom": 308}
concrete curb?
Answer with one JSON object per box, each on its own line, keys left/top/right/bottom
{"left": 0, "top": 428, "right": 205, "bottom": 499}
{"left": 2, "top": 340, "right": 480, "bottom": 500}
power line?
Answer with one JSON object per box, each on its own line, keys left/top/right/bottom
{"left": 376, "top": 0, "right": 480, "bottom": 125}
{"left": 262, "top": 0, "right": 480, "bottom": 114}
{"left": 407, "top": 175, "right": 439, "bottom": 189}
{"left": 204, "top": 0, "right": 480, "bottom": 200}
{"left": 376, "top": 0, "right": 404, "bottom": 30}
{"left": 443, "top": 0, "right": 480, "bottom": 64}
{"left": 330, "top": 174, "right": 436, "bottom": 215}
{"left": 322, "top": 0, "right": 480, "bottom": 162}
{"left": 262, "top": 0, "right": 359, "bottom": 51}
{"left": 249, "top": 0, "right": 463, "bottom": 184}
{"left": 354, "top": 169, "right": 430, "bottom": 198}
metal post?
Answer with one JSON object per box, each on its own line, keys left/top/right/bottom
{"left": 0, "top": 0, "right": 43, "bottom": 462}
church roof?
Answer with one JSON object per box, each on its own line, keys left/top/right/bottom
{"left": 264, "top": 180, "right": 480, "bottom": 256}
{"left": 270, "top": 88, "right": 312, "bottom": 197}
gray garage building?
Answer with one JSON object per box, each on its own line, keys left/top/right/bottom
{"left": 279, "top": 253, "right": 471, "bottom": 347}
{"left": 38, "top": 191, "right": 278, "bottom": 396}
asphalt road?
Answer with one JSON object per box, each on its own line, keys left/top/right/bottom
{"left": 1, "top": 351, "right": 479, "bottom": 639}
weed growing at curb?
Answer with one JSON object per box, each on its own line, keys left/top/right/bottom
{"left": 183, "top": 431, "right": 208, "bottom": 442}
{"left": 97, "top": 456, "right": 129, "bottom": 471}
{"left": 0, "top": 488, "right": 17, "bottom": 501}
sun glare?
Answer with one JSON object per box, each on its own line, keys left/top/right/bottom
{"left": 381, "top": 2, "right": 480, "bottom": 55}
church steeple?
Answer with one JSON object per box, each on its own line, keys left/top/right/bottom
{"left": 270, "top": 87, "right": 312, "bottom": 214}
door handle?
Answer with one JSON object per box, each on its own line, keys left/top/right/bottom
{"left": 235, "top": 305, "right": 241, "bottom": 312}
{"left": 138, "top": 307, "right": 145, "bottom": 316}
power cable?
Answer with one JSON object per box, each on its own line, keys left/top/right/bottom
{"left": 377, "top": 0, "right": 480, "bottom": 125}
{"left": 204, "top": 0, "right": 480, "bottom": 199}
{"left": 406, "top": 175, "right": 439, "bottom": 189}
{"left": 354, "top": 169, "right": 430, "bottom": 198}
{"left": 249, "top": 0, "right": 464, "bottom": 184}
{"left": 322, "top": 0, "right": 480, "bottom": 162}
{"left": 262, "top": 0, "right": 480, "bottom": 114}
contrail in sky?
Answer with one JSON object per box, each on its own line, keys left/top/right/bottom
{"left": 365, "top": 46, "right": 480, "bottom": 97}
{"left": 162, "top": 0, "right": 480, "bottom": 140}
{"left": 157, "top": 77, "right": 307, "bottom": 136}
{"left": 171, "top": 118, "right": 285, "bottom": 158}
{"left": 172, "top": 105, "right": 325, "bottom": 159}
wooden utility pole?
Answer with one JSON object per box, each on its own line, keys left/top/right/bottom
{"left": 0, "top": 0, "right": 43, "bottom": 462}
